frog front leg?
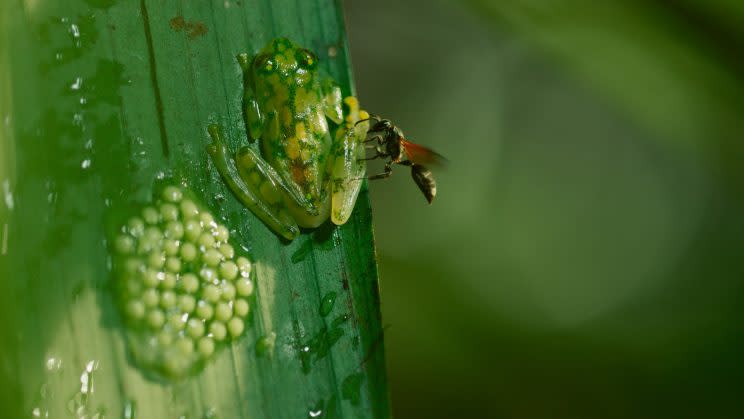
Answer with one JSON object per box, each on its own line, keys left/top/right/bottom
{"left": 328, "top": 95, "right": 370, "bottom": 225}
{"left": 207, "top": 124, "right": 300, "bottom": 240}
{"left": 238, "top": 53, "right": 263, "bottom": 141}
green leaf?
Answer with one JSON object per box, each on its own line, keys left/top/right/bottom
{"left": 0, "top": 0, "right": 389, "bottom": 418}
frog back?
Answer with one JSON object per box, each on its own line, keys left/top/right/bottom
{"left": 252, "top": 39, "right": 332, "bottom": 208}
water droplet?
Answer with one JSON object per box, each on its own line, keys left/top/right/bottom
{"left": 32, "top": 407, "right": 49, "bottom": 418}
{"left": 1, "top": 223, "right": 7, "bottom": 255}
{"left": 3, "top": 179, "right": 14, "bottom": 210}
{"left": 45, "top": 357, "right": 62, "bottom": 371}
{"left": 85, "top": 360, "right": 98, "bottom": 372}
{"left": 70, "top": 23, "right": 80, "bottom": 39}
{"left": 255, "top": 332, "right": 276, "bottom": 357}
{"left": 123, "top": 400, "right": 136, "bottom": 419}
{"left": 80, "top": 372, "right": 90, "bottom": 393}
{"left": 80, "top": 360, "right": 99, "bottom": 394}
{"left": 70, "top": 76, "right": 83, "bottom": 91}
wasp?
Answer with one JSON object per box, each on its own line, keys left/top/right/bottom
{"left": 357, "top": 116, "right": 446, "bottom": 203}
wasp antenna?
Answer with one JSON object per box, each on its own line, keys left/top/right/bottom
{"left": 354, "top": 114, "right": 382, "bottom": 126}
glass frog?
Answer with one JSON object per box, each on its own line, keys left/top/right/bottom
{"left": 207, "top": 38, "right": 369, "bottom": 240}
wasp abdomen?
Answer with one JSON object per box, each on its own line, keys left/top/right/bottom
{"left": 411, "top": 164, "right": 436, "bottom": 204}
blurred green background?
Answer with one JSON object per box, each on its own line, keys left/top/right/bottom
{"left": 344, "top": 0, "right": 744, "bottom": 418}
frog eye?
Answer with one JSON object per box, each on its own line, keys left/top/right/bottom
{"left": 296, "top": 49, "right": 317, "bottom": 70}
{"left": 253, "top": 54, "right": 274, "bottom": 72}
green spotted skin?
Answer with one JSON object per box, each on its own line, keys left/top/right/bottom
{"left": 110, "top": 185, "right": 255, "bottom": 381}
{"left": 251, "top": 38, "right": 332, "bottom": 207}
{"left": 208, "top": 38, "right": 369, "bottom": 240}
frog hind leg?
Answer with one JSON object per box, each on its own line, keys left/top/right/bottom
{"left": 207, "top": 124, "right": 299, "bottom": 240}
{"left": 330, "top": 97, "right": 370, "bottom": 225}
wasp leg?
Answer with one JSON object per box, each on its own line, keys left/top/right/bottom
{"left": 360, "top": 154, "right": 384, "bottom": 161}
{"left": 207, "top": 124, "right": 299, "bottom": 240}
{"left": 367, "top": 163, "right": 393, "bottom": 180}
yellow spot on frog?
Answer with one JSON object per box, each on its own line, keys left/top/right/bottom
{"left": 309, "top": 110, "right": 327, "bottom": 135}
{"left": 304, "top": 167, "right": 316, "bottom": 182}
{"left": 295, "top": 121, "right": 310, "bottom": 148}
{"left": 294, "top": 86, "right": 313, "bottom": 111}
{"left": 280, "top": 108, "right": 292, "bottom": 128}
{"left": 295, "top": 122, "right": 308, "bottom": 141}
{"left": 287, "top": 136, "right": 301, "bottom": 159}
{"left": 301, "top": 148, "right": 313, "bottom": 161}
{"left": 344, "top": 96, "right": 360, "bottom": 124}
{"left": 275, "top": 53, "right": 290, "bottom": 68}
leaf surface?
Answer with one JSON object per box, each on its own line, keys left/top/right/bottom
{"left": 0, "top": 1, "right": 389, "bottom": 418}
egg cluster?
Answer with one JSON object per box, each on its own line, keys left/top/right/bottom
{"left": 111, "top": 185, "right": 254, "bottom": 379}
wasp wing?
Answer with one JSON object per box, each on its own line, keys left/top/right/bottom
{"left": 400, "top": 139, "right": 447, "bottom": 166}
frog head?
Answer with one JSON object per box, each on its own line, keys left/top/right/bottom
{"left": 248, "top": 38, "right": 319, "bottom": 92}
